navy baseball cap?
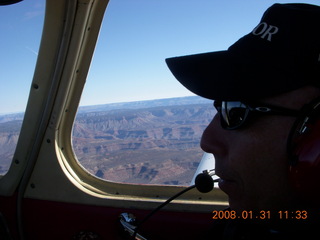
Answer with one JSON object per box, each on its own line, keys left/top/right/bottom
{"left": 166, "top": 3, "right": 320, "bottom": 101}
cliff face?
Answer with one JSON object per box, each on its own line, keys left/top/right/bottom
{"left": 73, "top": 103, "right": 214, "bottom": 185}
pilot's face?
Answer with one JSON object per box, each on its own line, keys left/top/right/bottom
{"left": 200, "top": 86, "right": 320, "bottom": 213}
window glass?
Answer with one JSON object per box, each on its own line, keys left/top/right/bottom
{"left": 0, "top": 0, "right": 45, "bottom": 175}
{"left": 73, "top": 97, "right": 213, "bottom": 185}
{"left": 72, "top": 0, "right": 318, "bottom": 185}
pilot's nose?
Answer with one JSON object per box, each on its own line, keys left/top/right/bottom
{"left": 200, "top": 114, "right": 223, "bottom": 154}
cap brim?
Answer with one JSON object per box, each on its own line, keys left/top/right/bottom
{"left": 166, "top": 50, "right": 306, "bottom": 101}
{"left": 166, "top": 51, "right": 237, "bottom": 100}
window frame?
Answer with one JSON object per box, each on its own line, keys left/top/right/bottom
{"left": 54, "top": 0, "right": 227, "bottom": 208}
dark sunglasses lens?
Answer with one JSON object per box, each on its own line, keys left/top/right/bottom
{"left": 222, "top": 102, "right": 248, "bottom": 129}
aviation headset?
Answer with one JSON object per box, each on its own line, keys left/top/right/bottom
{"left": 287, "top": 96, "right": 320, "bottom": 206}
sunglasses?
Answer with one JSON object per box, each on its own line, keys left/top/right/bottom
{"left": 213, "top": 100, "right": 301, "bottom": 130}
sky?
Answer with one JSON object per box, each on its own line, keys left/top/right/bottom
{"left": 0, "top": 0, "right": 320, "bottom": 114}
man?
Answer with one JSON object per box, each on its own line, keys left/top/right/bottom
{"left": 166, "top": 3, "right": 320, "bottom": 239}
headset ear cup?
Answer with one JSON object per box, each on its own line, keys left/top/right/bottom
{"left": 288, "top": 100, "right": 320, "bottom": 206}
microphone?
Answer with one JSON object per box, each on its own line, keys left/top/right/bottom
{"left": 195, "top": 169, "right": 219, "bottom": 193}
{"left": 128, "top": 170, "right": 219, "bottom": 239}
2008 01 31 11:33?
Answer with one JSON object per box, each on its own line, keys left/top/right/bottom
{"left": 212, "top": 210, "right": 308, "bottom": 220}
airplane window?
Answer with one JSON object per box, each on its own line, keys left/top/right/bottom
{"left": 0, "top": 0, "right": 45, "bottom": 175}
{"left": 72, "top": 0, "right": 319, "bottom": 186}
